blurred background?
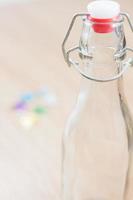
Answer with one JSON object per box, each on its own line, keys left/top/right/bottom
{"left": 0, "top": 0, "right": 133, "bottom": 199}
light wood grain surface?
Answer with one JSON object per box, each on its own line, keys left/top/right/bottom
{"left": 0, "top": 0, "right": 133, "bottom": 199}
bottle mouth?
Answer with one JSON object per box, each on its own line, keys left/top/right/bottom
{"left": 87, "top": 14, "right": 123, "bottom": 33}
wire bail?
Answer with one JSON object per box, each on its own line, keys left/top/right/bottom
{"left": 62, "top": 12, "right": 133, "bottom": 82}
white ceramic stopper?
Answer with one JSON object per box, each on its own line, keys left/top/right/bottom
{"left": 87, "top": 0, "right": 120, "bottom": 19}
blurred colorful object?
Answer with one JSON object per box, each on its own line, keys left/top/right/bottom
{"left": 12, "top": 87, "right": 57, "bottom": 130}
{"left": 19, "top": 112, "right": 38, "bottom": 131}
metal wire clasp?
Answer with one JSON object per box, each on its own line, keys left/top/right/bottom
{"left": 62, "top": 12, "right": 133, "bottom": 82}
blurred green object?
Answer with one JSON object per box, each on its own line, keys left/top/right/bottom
{"left": 33, "top": 106, "right": 48, "bottom": 115}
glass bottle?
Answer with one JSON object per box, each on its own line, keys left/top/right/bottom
{"left": 62, "top": 1, "right": 133, "bottom": 200}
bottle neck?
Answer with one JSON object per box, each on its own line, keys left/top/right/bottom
{"left": 77, "top": 18, "right": 126, "bottom": 113}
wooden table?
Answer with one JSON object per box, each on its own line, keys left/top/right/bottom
{"left": 0, "top": 0, "right": 133, "bottom": 199}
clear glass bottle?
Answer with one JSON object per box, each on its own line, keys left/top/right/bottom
{"left": 62, "top": 1, "right": 133, "bottom": 200}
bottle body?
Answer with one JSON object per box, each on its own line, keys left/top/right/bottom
{"left": 62, "top": 17, "right": 129, "bottom": 200}
{"left": 62, "top": 78, "right": 128, "bottom": 200}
